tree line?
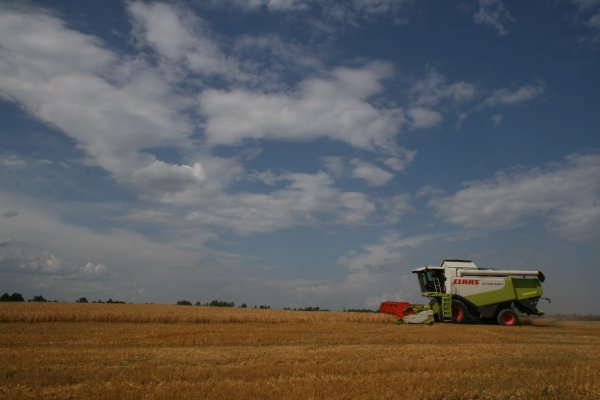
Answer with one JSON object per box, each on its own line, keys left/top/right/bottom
{"left": 0, "top": 293, "right": 373, "bottom": 312}
{"left": 0, "top": 293, "right": 128, "bottom": 303}
{"left": 176, "top": 299, "right": 272, "bottom": 309}
{"left": 0, "top": 293, "right": 46, "bottom": 302}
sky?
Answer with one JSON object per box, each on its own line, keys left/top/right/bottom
{"left": 0, "top": 0, "right": 599, "bottom": 313}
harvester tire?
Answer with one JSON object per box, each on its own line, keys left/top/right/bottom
{"left": 497, "top": 309, "right": 519, "bottom": 326}
{"left": 451, "top": 300, "right": 468, "bottom": 323}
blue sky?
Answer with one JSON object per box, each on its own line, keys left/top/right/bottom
{"left": 1, "top": 0, "right": 599, "bottom": 313}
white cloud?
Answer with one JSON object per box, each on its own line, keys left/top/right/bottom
{"left": 350, "top": 0, "right": 408, "bottom": 16}
{"left": 0, "top": 154, "right": 26, "bottom": 168}
{"left": 113, "top": 209, "right": 176, "bottom": 225}
{"left": 82, "top": 262, "right": 108, "bottom": 275}
{"left": 233, "top": 34, "right": 322, "bottom": 88}
{"left": 322, "top": 151, "right": 415, "bottom": 184}
{"left": 407, "top": 107, "right": 443, "bottom": 129}
{"left": 570, "top": 0, "right": 600, "bottom": 44}
{"left": 0, "top": 238, "right": 63, "bottom": 274}
{"left": 321, "top": 155, "right": 413, "bottom": 186}
{"left": 131, "top": 160, "right": 206, "bottom": 194}
{"left": 184, "top": 171, "right": 378, "bottom": 234}
{"left": 217, "top": 0, "right": 413, "bottom": 26}
{"left": 430, "top": 153, "right": 600, "bottom": 239}
{"left": 0, "top": 7, "right": 192, "bottom": 188}
{"left": 199, "top": 62, "right": 405, "bottom": 153}
{"left": 378, "top": 194, "right": 413, "bottom": 224}
{"left": 128, "top": 2, "right": 243, "bottom": 79}
{"left": 219, "top": 0, "right": 309, "bottom": 12}
{"left": 321, "top": 0, "right": 414, "bottom": 27}
{"left": 459, "top": 82, "right": 544, "bottom": 124}
{"left": 383, "top": 149, "right": 417, "bottom": 172}
{"left": 290, "top": 269, "right": 406, "bottom": 309}
{"left": 350, "top": 160, "right": 394, "bottom": 187}
{"left": 0, "top": 191, "right": 205, "bottom": 299}
{"left": 321, "top": 156, "right": 346, "bottom": 178}
{"left": 484, "top": 83, "right": 545, "bottom": 106}
{"left": 473, "top": 0, "right": 514, "bottom": 36}
{"left": 339, "top": 232, "right": 439, "bottom": 271}
{"left": 0, "top": 9, "right": 114, "bottom": 79}
{"left": 410, "top": 69, "right": 476, "bottom": 107}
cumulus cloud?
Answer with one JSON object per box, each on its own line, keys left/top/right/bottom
{"left": 217, "top": 0, "right": 309, "bottom": 12}
{"left": 0, "top": 238, "right": 63, "bottom": 274}
{"left": 407, "top": 107, "right": 443, "bottom": 129}
{"left": 410, "top": 69, "right": 476, "bottom": 107}
{"left": 291, "top": 269, "right": 413, "bottom": 309}
{"left": 322, "top": 0, "right": 414, "bottom": 26}
{"left": 0, "top": 191, "right": 205, "bottom": 300}
{"left": 459, "top": 82, "right": 544, "bottom": 124}
{"left": 473, "top": 0, "right": 514, "bottom": 36}
{"left": 321, "top": 156, "right": 346, "bottom": 178}
{"left": 321, "top": 156, "right": 406, "bottom": 187}
{"left": 484, "top": 83, "right": 545, "bottom": 106}
{"left": 82, "top": 262, "right": 108, "bottom": 275}
{"left": 131, "top": 160, "right": 206, "bottom": 194}
{"left": 0, "top": 6, "right": 192, "bottom": 187}
{"left": 128, "top": 1, "right": 243, "bottom": 79}
{"left": 215, "top": 0, "right": 414, "bottom": 26}
{"left": 338, "top": 232, "right": 439, "bottom": 271}
{"left": 199, "top": 62, "right": 405, "bottom": 152}
{"left": 233, "top": 34, "right": 322, "bottom": 87}
{"left": 430, "top": 153, "right": 600, "bottom": 240}
{"left": 113, "top": 209, "right": 176, "bottom": 225}
{"left": 350, "top": 160, "right": 394, "bottom": 187}
{"left": 184, "top": 171, "right": 378, "bottom": 234}
{"left": 377, "top": 194, "right": 413, "bottom": 224}
{"left": 383, "top": 149, "right": 417, "bottom": 172}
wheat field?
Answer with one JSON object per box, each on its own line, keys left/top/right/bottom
{"left": 0, "top": 303, "right": 598, "bottom": 399}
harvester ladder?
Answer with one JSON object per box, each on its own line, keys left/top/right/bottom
{"left": 440, "top": 295, "right": 452, "bottom": 321}
{"left": 433, "top": 278, "right": 442, "bottom": 293}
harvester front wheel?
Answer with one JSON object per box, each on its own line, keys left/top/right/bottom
{"left": 497, "top": 309, "right": 519, "bottom": 326}
{"left": 451, "top": 300, "right": 467, "bottom": 323}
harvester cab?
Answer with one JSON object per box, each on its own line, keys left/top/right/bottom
{"left": 415, "top": 267, "right": 446, "bottom": 294}
{"left": 379, "top": 259, "right": 548, "bottom": 326}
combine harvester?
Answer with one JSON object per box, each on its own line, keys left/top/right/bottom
{"left": 379, "top": 259, "right": 548, "bottom": 326}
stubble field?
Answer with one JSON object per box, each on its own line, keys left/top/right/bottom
{"left": 0, "top": 303, "right": 598, "bottom": 399}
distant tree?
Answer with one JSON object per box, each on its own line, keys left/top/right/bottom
{"left": 240, "top": 303, "right": 247, "bottom": 308}
{"left": 9, "top": 293, "right": 24, "bottom": 302}
{"left": 258, "top": 305, "right": 271, "bottom": 309}
{"left": 194, "top": 301, "right": 202, "bottom": 306}
{"left": 29, "top": 295, "right": 47, "bottom": 302}
{"left": 208, "top": 300, "right": 234, "bottom": 307}
{"left": 0, "top": 293, "right": 11, "bottom": 302}
{"left": 177, "top": 300, "right": 192, "bottom": 306}
{"left": 76, "top": 297, "right": 88, "bottom": 303}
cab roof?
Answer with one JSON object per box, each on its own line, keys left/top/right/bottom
{"left": 441, "top": 259, "right": 478, "bottom": 269}
{"left": 411, "top": 266, "right": 443, "bottom": 273}
{"left": 412, "top": 259, "right": 479, "bottom": 273}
